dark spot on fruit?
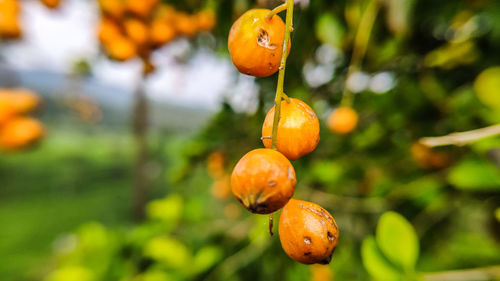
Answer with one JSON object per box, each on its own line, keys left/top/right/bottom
{"left": 257, "top": 28, "right": 277, "bottom": 50}
{"left": 327, "top": 231, "right": 335, "bottom": 241}
{"left": 304, "top": 236, "right": 311, "bottom": 245}
{"left": 304, "top": 252, "right": 312, "bottom": 256}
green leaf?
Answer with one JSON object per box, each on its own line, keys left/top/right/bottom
{"left": 361, "top": 236, "right": 402, "bottom": 281}
{"left": 315, "top": 13, "right": 344, "bottom": 48}
{"left": 193, "top": 246, "right": 223, "bottom": 273}
{"left": 376, "top": 212, "right": 419, "bottom": 270}
{"left": 448, "top": 159, "right": 500, "bottom": 190}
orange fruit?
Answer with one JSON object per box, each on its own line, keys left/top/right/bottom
{"left": 0, "top": 117, "right": 44, "bottom": 150}
{"left": 0, "top": 0, "right": 20, "bottom": 15}
{"left": 0, "top": 104, "right": 15, "bottom": 125}
{"left": 149, "top": 19, "right": 176, "bottom": 47}
{"left": 228, "top": 9, "right": 290, "bottom": 77}
{"left": 231, "top": 148, "right": 296, "bottom": 214}
{"left": 0, "top": 89, "right": 40, "bottom": 114}
{"left": 0, "top": 13, "right": 21, "bottom": 39}
{"left": 410, "top": 143, "right": 449, "bottom": 169}
{"left": 262, "top": 98, "right": 320, "bottom": 160}
{"left": 105, "top": 36, "right": 137, "bottom": 61}
{"left": 123, "top": 18, "right": 148, "bottom": 46}
{"left": 40, "top": 0, "right": 60, "bottom": 9}
{"left": 196, "top": 10, "right": 216, "bottom": 31}
{"left": 98, "top": 0, "right": 124, "bottom": 19}
{"left": 174, "top": 12, "right": 198, "bottom": 36}
{"left": 126, "top": 0, "right": 157, "bottom": 18}
{"left": 279, "top": 199, "right": 339, "bottom": 264}
{"left": 327, "top": 107, "right": 358, "bottom": 134}
{"left": 97, "top": 18, "right": 121, "bottom": 45}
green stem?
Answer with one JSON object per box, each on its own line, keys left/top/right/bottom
{"left": 271, "top": 0, "right": 294, "bottom": 150}
{"left": 266, "top": 3, "right": 287, "bottom": 20}
{"left": 341, "top": 0, "right": 380, "bottom": 107}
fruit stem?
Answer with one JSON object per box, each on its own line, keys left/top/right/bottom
{"left": 340, "top": 0, "right": 380, "bottom": 107}
{"left": 268, "top": 214, "right": 274, "bottom": 236}
{"left": 271, "top": 0, "right": 294, "bottom": 150}
{"left": 282, "top": 92, "right": 291, "bottom": 103}
{"left": 265, "top": 3, "right": 288, "bottom": 20}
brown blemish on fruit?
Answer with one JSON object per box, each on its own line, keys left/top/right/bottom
{"left": 257, "top": 29, "right": 277, "bottom": 50}
{"left": 304, "top": 236, "right": 311, "bottom": 245}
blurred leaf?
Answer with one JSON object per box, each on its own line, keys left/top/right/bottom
{"left": 384, "top": 0, "right": 415, "bottom": 38}
{"left": 474, "top": 66, "right": 500, "bottom": 109}
{"left": 144, "top": 237, "right": 191, "bottom": 269}
{"left": 310, "top": 160, "right": 343, "bottom": 185}
{"left": 315, "top": 13, "right": 345, "bottom": 48}
{"left": 361, "top": 236, "right": 402, "bottom": 281}
{"left": 424, "top": 41, "right": 478, "bottom": 69}
{"left": 447, "top": 159, "right": 500, "bottom": 190}
{"left": 45, "top": 266, "right": 95, "bottom": 281}
{"left": 376, "top": 212, "right": 419, "bottom": 270}
{"left": 193, "top": 245, "right": 223, "bottom": 273}
{"left": 146, "top": 194, "right": 183, "bottom": 223}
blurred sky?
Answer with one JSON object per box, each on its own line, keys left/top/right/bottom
{"left": 2, "top": 0, "right": 259, "bottom": 112}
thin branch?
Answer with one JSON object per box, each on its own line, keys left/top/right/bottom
{"left": 419, "top": 124, "right": 500, "bottom": 147}
{"left": 423, "top": 265, "right": 500, "bottom": 281}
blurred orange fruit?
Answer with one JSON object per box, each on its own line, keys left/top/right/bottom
{"left": 196, "top": 10, "right": 216, "bottom": 31}
{"left": 207, "top": 151, "right": 226, "bottom": 179}
{"left": 262, "top": 98, "right": 320, "bottom": 160}
{"left": 174, "top": 12, "right": 198, "bottom": 36}
{"left": 123, "top": 18, "right": 148, "bottom": 46}
{"left": 0, "top": 89, "right": 40, "bottom": 115}
{"left": 126, "top": 0, "right": 157, "bottom": 18}
{"left": 410, "top": 143, "right": 449, "bottom": 170}
{"left": 98, "top": 0, "right": 124, "bottom": 19}
{"left": 0, "top": 0, "right": 20, "bottom": 15}
{"left": 150, "top": 20, "right": 176, "bottom": 47}
{"left": 105, "top": 36, "right": 137, "bottom": 61}
{"left": 327, "top": 107, "right": 358, "bottom": 134}
{"left": 0, "top": 117, "right": 44, "bottom": 150}
{"left": 0, "top": 13, "right": 21, "bottom": 39}
{"left": 211, "top": 174, "right": 231, "bottom": 200}
{"left": 97, "top": 18, "right": 121, "bottom": 45}
{"left": 40, "top": 0, "right": 61, "bottom": 9}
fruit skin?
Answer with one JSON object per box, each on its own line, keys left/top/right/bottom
{"left": 196, "top": 10, "right": 216, "bottom": 31}
{"left": 0, "top": 13, "right": 21, "bottom": 39}
{"left": 279, "top": 199, "right": 339, "bottom": 265}
{"left": 105, "top": 36, "right": 137, "bottom": 61}
{"left": 97, "top": 18, "right": 121, "bottom": 45}
{"left": 262, "top": 98, "right": 320, "bottom": 160}
{"left": 0, "top": 89, "right": 40, "bottom": 114}
{"left": 123, "top": 18, "right": 148, "bottom": 46}
{"left": 150, "top": 20, "right": 176, "bottom": 47}
{"left": 231, "top": 148, "right": 296, "bottom": 214}
{"left": 0, "top": 117, "right": 45, "bottom": 150}
{"left": 228, "top": 9, "right": 290, "bottom": 77}
{"left": 327, "top": 107, "right": 358, "bottom": 134}
{"left": 40, "top": 0, "right": 61, "bottom": 9}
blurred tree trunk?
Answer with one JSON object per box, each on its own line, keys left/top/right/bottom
{"left": 132, "top": 75, "right": 149, "bottom": 221}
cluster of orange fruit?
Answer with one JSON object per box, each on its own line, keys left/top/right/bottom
{"left": 0, "top": 0, "right": 61, "bottom": 40}
{"left": 97, "top": 0, "right": 216, "bottom": 66}
{"left": 228, "top": 8, "right": 339, "bottom": 265}
{"left": 0, "top": 88, "right": 45, "bottom": 151}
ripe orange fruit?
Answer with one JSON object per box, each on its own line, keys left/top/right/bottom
{"left": 105, "top": 36, "right": 137, "bottom": 61}
{"left": 228, "top": 9, "right": 290, "bottom": 77}
{"left": 150, "top": 20, "right": 176, "bottom": 47}
{"left": 0, "top": 89, "right": 40, "bottom": 114}
{"left": 0, "top": 117, "right": 44, "bottom": 150}
{"left": 327, "top": 107, "right": 358, "bottom": 134}
{"left": 97, "top": 18, "right": 121, "bottom": 45}
{"left": 262, "top": 98, "right": 320, "bottom": 160}
{"left": 123, "top": 18, "right": 148, "bottom": 46}
{"left": 0, "top": 13, "right": 21, "bottom": 39}
{"left": 174, "top": 12, "right": 198, "bottom": 36}
{"left": 40, "top": 0, "right": 60, "bottom": 9}
{"left": 0, "top": 105, "right": 15, "bottom": 125}
{"left": 279, "top": 199, "right": 339, "bottom": 264}
{"left": 0, "top": 0, "right": 20, "bottom": 15}
{"left": 196, "top": 10, "right": 216, "bottom": 31}
{"left": 98, "top": 0, "right": 124, "bottom": 19}
{"left": 126, "top": 0, "right": 157, "bottom": 18}
{"left": 231, "top": 148, "right": 296, "bottom": 214}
